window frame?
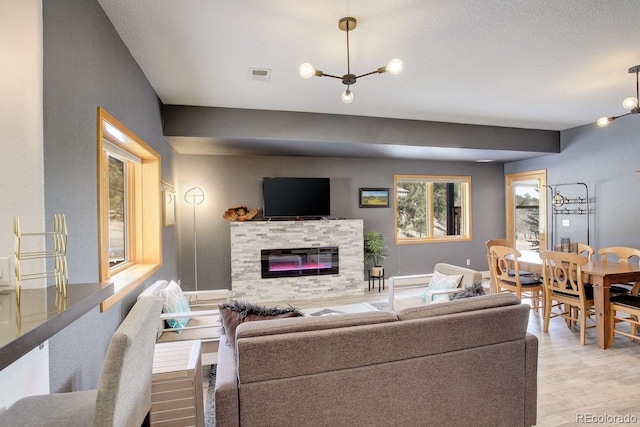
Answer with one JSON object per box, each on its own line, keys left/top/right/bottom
{"left": 97, "top": 107, "right": 162, "bottom": 311}
{"left": 394, "top": 174, "right": 472, "bottom": 244}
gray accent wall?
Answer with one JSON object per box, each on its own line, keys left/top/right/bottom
{"left": 43, "top": 0, "right": 178, "bottom": 392}
{"left": 176, "top": 154, "right": 505, "bottom": 291}
{"left": 505, "top": 118, "right": 640, "bottom": 251}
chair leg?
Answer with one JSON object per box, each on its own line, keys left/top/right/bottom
{"left": 543, "top": 295, "right": 551, "bottom": 333}
{"left": 579, "top": 306, "right": 587, "bottom": 346}
{"left": 609, "top": 307, "right": 616, "bottom": 347}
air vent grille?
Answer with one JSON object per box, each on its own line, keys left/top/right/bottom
{"left": 249, "top": 68, "right": 271, "bottom": 82}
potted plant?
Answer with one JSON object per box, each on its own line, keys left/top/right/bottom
{"left": 364, "top": 230, "right": 388, "bottom": 277}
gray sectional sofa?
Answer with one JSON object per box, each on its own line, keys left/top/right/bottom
{"left": 214, "top": 293, "right": 538, "bottom": 426}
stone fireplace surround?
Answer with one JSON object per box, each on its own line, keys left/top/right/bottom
{"left": 230, "top": 219, "right": 363, "bottom": 302}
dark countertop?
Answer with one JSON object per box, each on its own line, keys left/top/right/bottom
{"left": 0, "top": 282, "right": 113, "bottom": 371}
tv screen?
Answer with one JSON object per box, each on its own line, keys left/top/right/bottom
{"left": 262, "top": 177, "right": 330, "bottom": 218}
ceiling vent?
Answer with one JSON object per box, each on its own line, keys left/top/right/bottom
{"left": 249, "top": 68, "right": 271, "bottom": 82}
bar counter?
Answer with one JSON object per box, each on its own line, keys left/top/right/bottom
{"left": 0, "top": 282, "right": 113, "bottom": 371}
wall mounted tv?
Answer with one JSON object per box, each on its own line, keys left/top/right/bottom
{"left": 262, "top": 177, "right": 330, "bottom": 218}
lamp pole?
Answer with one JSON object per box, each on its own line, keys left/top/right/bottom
{"left": 184, "top": 187, "right": 204, "bottom": 293}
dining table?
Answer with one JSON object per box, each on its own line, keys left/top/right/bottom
{"left": 513, "top": 250, "right": 640, "bottom": 349}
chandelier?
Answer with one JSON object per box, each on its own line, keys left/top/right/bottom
{"left": 298, "top": 17, "right": 403, "bottom": 104}
{"left": 597, "top": 64, "right": 640, "bottom": 127}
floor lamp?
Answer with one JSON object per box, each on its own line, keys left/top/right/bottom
{"left": 184, "top": 187, "right": 205, "bottom": 294}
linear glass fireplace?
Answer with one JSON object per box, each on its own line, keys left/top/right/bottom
{"left": 261, "top": 247, "right": 339, "bottom": 279}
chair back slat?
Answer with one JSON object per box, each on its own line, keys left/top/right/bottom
{"left": 540, "top": 251, "right": 588, "bottom": 300}
{"left": 598, "top": 246, "right": 640, "bottom": 264}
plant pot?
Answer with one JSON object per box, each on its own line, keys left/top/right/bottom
{"left": 370, "top": 266, "right": 384, "bottom": 277}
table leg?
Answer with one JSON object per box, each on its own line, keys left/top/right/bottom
{"left": 591, "top": 276, "right": 611, "bottom": 349}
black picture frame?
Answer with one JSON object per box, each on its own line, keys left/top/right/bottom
{"left": 359, "top": 188, "right": 390, "bottom": 208}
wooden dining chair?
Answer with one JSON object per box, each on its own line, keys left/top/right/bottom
{"left": 489, "top": 245, "right": 543, "bottom": 310}
{"left": 540, "top": 250, "right": 594, "bottom": 345}
{"left": 486, "top": 239, "right": 511, "bottom": 293}
{"left": 485, "top": 239, "right": 533, "bottom": 293}
{"left": 609, "top": 295, "right": 640, "bottom": 346}
{"left": 577, "top": 243, "right": 594, "bottom": 260}
{"left": 598, "top": 246, "right": 640, "bottom": 295}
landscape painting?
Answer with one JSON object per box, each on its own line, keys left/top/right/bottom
{"left": 359, "top": 188, "right": 390, "bottom": 208}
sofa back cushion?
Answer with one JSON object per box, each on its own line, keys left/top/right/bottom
{"left": 235, "top": 296, "right": 529, "bottom": 384}
{"left": 398, "top": 293, "right": 519, "bottom": 320}
{"left": 236, "top": 310, "right": 398, "bottom": 341}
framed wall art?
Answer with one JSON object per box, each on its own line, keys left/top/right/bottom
{"left": 359, "top": 188, "right": 390, "bottom": 208}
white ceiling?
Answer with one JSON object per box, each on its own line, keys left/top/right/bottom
{"left": 97, "top": 0, "right": 640, "bottom": 159}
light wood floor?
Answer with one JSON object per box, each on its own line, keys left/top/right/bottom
{"left": 203, "top": 284, "right": 640, "bottom": 427}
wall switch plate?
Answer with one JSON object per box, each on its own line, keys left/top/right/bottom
{"left": 466, "top": 259, "right": 471, "bottom": 266}
{"left": 562, "top": 219, "right": 570, "bottom": 226}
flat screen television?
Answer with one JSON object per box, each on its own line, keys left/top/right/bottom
{"left": 262, "top": 177, "right": 330, "bottom": 218}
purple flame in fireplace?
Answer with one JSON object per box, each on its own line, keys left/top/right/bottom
{"left": 261, "top": 247, "right": 339, "bottom": 278}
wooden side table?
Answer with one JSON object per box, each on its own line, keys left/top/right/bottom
{"left": 150, "top": 340, "right": 204, "bottom": 427}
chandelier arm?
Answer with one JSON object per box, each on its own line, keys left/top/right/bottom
{"left": 613, "top": 112, "right": 632, "bottom": 121}
{"left": 319, "top": 73, "right": 343, "bottom": 80}
{"left": 355, "top": 69, "right": 384, "bottom": 79}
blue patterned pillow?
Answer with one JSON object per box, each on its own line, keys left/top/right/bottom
{"left": 160, "top": 281, "right": 191, "bottom": 333}
{"left": 421, "top": 271, "right": 463, "bottom": 302}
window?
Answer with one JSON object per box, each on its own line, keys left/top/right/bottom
{"left": 108, "top": 155, "right": 127, "bottom": 268}
{"left": 506, "top": 170, "right": 547, "bottom": 251}
{"left": 394, "top": 175, "right": 471, "bottom": 244}
{"left": 98, "top": 107, "right": 161, "bottom": 310}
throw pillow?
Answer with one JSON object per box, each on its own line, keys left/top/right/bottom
{"left": 159, "top": 281, "right": 191, "bottom": 333}
{"left": 219, "top": 300, "right": 303, "bottom": 345}
{"left": 450, "top": 281, "right": 486, "bottom": 300}
{"left": 421, "top": 271, "right": 464, "bottom": 302}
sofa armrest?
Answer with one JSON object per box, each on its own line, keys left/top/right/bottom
{"left": 388, "top": 274, "right": 432, "bottom": 310}
{"left": 524, "top": 333, "right": 538, "bottom": 427}
{"left": 214, "top": 335, "right": 240, "bottom": 427}
{"left": 184, "top": 289, "right": 232, "bottom": 305}
{"left": 424, "top": 287, "right": 464, "bottom": 303}
{"left": 160, "top": 309, "right": 220, "bottom": 319}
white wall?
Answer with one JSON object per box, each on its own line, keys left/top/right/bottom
{"left": 0, "top": 0, "right": 50, "bottom": 408}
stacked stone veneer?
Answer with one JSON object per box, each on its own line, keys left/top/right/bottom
{"left": 230, "top": 219, "right": 364, "bottom": 302}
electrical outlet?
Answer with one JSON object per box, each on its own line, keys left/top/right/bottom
{"left": 466, "top": 259, "right": 471, "bottom": 266}
{"left": 562, "top": 219, "right": 570, "bottom": 227}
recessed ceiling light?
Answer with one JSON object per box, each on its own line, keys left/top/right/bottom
{"left": 475, "top": 159, "right": 494, "bottom": 163}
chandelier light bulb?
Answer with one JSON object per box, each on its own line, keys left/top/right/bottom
{"left": 386, "top": 58, "right": 404, "bottom": 75}
{"left": 341, "top": 89, "right": 354, "bottom": 104}
{"left": 622, "top": 96, "right": 638, "bottom": 110}
{"left": 596, "top": 116, "right": 611, "bottom": 128}
{"left": 299, "top": 63, "right": 316, "bottom": 79}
